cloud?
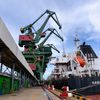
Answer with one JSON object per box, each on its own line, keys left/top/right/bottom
{"left": 57, "top": 0, "right": 100, "bottom": 43}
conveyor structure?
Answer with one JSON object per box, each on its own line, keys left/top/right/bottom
{"left": 0, "top": 18, "right": 38, "bottom": 94}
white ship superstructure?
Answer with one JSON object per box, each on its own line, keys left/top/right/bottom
{"left": 49, "top": 45, "right": 100, "bottom": 80}
{"left": 50, "top": 56, "right": 71, "bottom": 79}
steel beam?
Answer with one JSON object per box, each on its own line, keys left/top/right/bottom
{"left": 0, "top": 52, "right": 2, "bottom": 72}
{"left": 19, "top": 69, "right": 22, "bottom": 88}
{"left": 11, "top": 63, "right": 15, "bottom": 92}
{"left": 0, "top": 63, "right": 3, "bottom": 73}
{"left": 26, "top": 74, "right": 28, "bottom": 80}
{"left": 24, "top": 72, "right": 25, "bottom": 86}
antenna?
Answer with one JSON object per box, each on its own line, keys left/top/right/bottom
{"left": 74, "top": 33, "right": 80, "bottom": 49}
{"left": 61, "top": 29, "right": 66, "bottom": 57}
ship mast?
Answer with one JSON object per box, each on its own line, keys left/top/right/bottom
{"left": 74, "top": 33, "right": 80, "bottom": 49}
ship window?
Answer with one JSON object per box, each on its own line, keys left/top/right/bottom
{"left": 95, "top": 72, "right": 98, "bottom": 76}
{"left": 56, "top": 65, "right": 59, "bottom": 68}
{"left": 66, "top": 66, "right": 72, "bottom": 71}
{"left": 62, "top": 68, "right": 64, "bottom": 72}
{"left": 55, "top": 69, "right": 59, "bottom": 73}
{"left": 57, "top": 75, "right": 59, "bottom": 78}
{"left": 74, "top": 67, "right": 76, "bottom": 70}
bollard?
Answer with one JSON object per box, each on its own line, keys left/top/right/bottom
{"left": 67, "top": 86, "right": 72, "bottom": 97}
{"left": 51, "top": 85, "right": 55, "bottom": 90}
{"left": 48, "top": 85, "right": 51, "bottom": 90}
{"left": 60, "top": 86, "right": 68, "bottom": 99}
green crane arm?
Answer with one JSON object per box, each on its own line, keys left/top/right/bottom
{"left": 34, "top": 10, "right": 62, "bottom": 43}
{"left": 38, "top": 28, "right": 63, "bottom": 47}
{"left": 46, "top": 44, "right": 60, "bottom": 53}
{"left": 20, "top": 10, "right": 62, "bottom": 43}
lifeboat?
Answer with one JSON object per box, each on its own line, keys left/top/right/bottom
{"left": 75, "top": 55, "right": 86, "bottom": 67}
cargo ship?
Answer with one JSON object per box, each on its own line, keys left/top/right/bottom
{"left": 47, "top": 36, "right": 100, "bottom": 95}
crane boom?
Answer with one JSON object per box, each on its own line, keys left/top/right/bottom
{"left": 46, "top": 44, "right": 60, "bottom": 53}
{"left": 20, "top": 9, "right": 62, "bottom": 43}
{"left": 39, "top": 28, "right": 63, "bottom": 47}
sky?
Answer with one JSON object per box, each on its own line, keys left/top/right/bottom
{"left": 0, "top": 0, "right": 100, "bottom": 79}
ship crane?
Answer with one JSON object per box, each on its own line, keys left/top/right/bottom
{"left": 19, "top": 9, "right": 62, "bottom": 45}
{"left": 34, "top": 28, "right": 63, "bottom": 68}
{"left": 46, "top": 44, "right": 60, "bottom": 53}
{"left": 39, "top": 28, "right": 63, "bottom": 47}
{"left": 35, "top": 28, "right": 63, "bottom": 70}
{"left": 31, "top": 28, "right": 63, "bottom": 80}
{"left": 18, "top": 10, "right": 63, "bottom": 81}
{"left": 37, "top": 28, "right": 63, "bottom": 56}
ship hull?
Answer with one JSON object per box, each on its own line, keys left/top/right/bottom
{"left": 51, "top": 75, "right": 100, "bottom": 95}
{"left": 68, "top": 75, "right": 100, "bottom": 95}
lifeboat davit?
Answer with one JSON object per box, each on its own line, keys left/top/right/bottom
{"left": 75, "top": 56, "right": 86, "bottom": 67}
